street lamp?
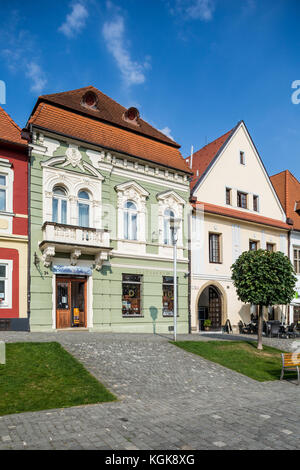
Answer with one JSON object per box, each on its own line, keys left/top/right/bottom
{"left": 170, "top": 217, "right": 181, "bottom": 341}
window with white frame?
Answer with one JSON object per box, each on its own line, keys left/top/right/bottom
{"left": 163, "top": 209, "right": 175, "bottom": 245}
{"left": 78, "top": 190, "right": 90, "bottom": 227}
{"left": 52, "top": 186, "right": 67, "bottom": 224}
{"left": 0, "top": 174, "right": 7, "bottom": 211}
{"left": 124, "top": 201, "right": 138, "bottom": 240}
{"left": 0, "top": 261, "right": 12, "bottom": 308}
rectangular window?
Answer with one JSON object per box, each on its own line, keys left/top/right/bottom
{"left": 0, "top": 263, "right": 9, "bottom": 307}
{"left": 78, "top": 203, "right": 90, "bottom": 227}
{"left": 122, "top": 274, "right": 142, "bottom": 316}
{"left": 0, "top": 175, "right": 7, "bottom": 212}
{"left": 293, "top": 248, "right": 300, "bottom": 274}
{"left": 266, "top": 243, "right": 275, "bottom": 252}
{"left": 162, "top": 276, "right": 176, "bottom": 317}
{"left": 237, "top": 191, "right": 248, "bottom": 209}
{"left": 249, "top": 240, "right": 258, "bottom": 251}
{"left": 209, "top": 233, "right": 221, "bottom": 263}
{"left": 226, "top": 188, "right": 231, "bottom": 205}
{"left": 253, "top": 195, "right": 259, "bottom": 212}
{"left": 240, "top": 151, "right": 245, "bottom": 165}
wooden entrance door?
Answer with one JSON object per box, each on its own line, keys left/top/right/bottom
{"left": 56, "top": 277, "right": 87, "bottom": 329}
{"left": 208, "top": 286, "right": 222, "bottom": 329}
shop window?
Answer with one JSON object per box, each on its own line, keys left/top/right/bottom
{"left": 122, "top": 274, "right": 142, "bottom": 316}
{"left": 162, "top": 276, "right": 178, "bottom": 316}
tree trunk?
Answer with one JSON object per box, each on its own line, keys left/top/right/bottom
{"left": 257, "top": 304, "right": 264, "bottom": 350}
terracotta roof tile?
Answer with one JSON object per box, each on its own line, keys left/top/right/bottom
{"left": 33, "top": 86, "right": 180, "bottom": 148}
{"left": 193, "top": 201, "right": 290, "bottom": 230}
{"left": 29, "top": 102, "right": 191, "bottom": 173}
{"left": 187, "top": 125, "right": 237, "bottom": 189}
{"left": 271, "top": 170, "right": 300, "bottom": 231}
{"left": 0, "top": 106, "right": 26, "bottom": 146}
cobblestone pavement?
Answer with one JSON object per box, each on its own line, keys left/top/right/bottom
{"left": 0, "top": 331, "right": 299, "bottom": 450}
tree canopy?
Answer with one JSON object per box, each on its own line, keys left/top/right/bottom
{"left": 231, "top": 249, "right": 297, "bottom": 307}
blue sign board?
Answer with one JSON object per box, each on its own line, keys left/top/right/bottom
{"left": 52, "top": 265, "right": 92, "bottom": 276}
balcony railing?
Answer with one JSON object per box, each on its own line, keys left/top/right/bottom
{"left": 41, "top": 221, "right": 110, "bottom": 248}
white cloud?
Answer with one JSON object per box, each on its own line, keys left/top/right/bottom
{"left": 25, "top": 62, "right": 47, "bottom": 93}
{"left": 59, "top": 2, "right": 88, "bottom": 38}
{"left": 159, "top": 126, "right": 174, "bottom": 141}
{"left": 102, "top": 14, "right": 150, "bottom": 86}
{"left": 169, "top": 0, "right": 215, "bottom": 21}
{"left": 0, "top": 14, "right": 47, "bottom": 94}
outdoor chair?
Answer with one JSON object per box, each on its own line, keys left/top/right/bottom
{"left": 268, "top": 322, "right": 281, "bottom": 338}
{"left": 285, "top": 323, "right": 300, "bottom": 338}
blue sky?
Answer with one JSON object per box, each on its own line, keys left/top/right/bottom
{"left": 0, "top": 0, "right": 299, "bottom": 178}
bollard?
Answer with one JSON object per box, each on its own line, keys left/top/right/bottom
{"left": 0, "top": 341, "right": 5, "bottom": 364}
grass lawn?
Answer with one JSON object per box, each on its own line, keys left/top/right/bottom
{"left": 171, "top": 340, "right": 293, "bottom": 382}
{"left": 0, "top": 342, "right": 116, "bottom": 416}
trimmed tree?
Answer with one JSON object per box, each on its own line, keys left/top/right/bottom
{"left": 231, "top": 249, "right": 296, "bottom": 350}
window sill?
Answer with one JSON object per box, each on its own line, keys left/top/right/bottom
{"left": 163, "top": 315, "right": 179, "bottom": 318}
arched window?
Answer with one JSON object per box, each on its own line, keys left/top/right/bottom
{"left": 164, "top": 209, "right": 175, "bottom": 245}
{"left": 78, "top": 190, "right": 90, "bottom": 227}
{"left": 124, "top": 201, "right": 137, "bottom": 240}
{"left": 52, "top": 186, "right": 67, "bottom": 224}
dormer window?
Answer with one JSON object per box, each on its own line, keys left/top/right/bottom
{"left": 81, "top": 91, "right": 98, "bottom": 110}
{"left": 240, "top": 151, "right": 245, "bottom": 165}
{"left": 123, "top": 107, "right": 140, "bottom": 126}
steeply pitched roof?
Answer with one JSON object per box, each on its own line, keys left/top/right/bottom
{"left": 187, "top": 123, "right": 239, "bottom": 190}
{"left": 0, "top": 106, "right": 26, "bottom": 147}
{"left": 27, "top": 86, "right": 192, "bottom": 174}
{"left": 29, "top": 102, "right": 191, "bottom": 173}
{"left": 31, "top": 86, "right": 179, "bottom": 147}
{"left": 271, "top": 170, "right": 300, "bottom": 231}
{"left": 193, "top": 201, "right": 290, "bottom": 230}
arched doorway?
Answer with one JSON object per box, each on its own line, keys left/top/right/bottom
{"left": 198, "top": 285, "right": 223, "bottom": 331}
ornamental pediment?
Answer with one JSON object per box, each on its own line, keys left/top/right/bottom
{"left": 115, "top": 181, "right": 149, "bottom": 198}
{"left": 42, "top": 144, "right": 104, "bottom": 180}
{"left": 156, "top": 190, "right": 186, "bottom": 205}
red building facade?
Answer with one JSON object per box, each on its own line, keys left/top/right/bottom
{"left": 0, "top": 106, "right": 28, "bottom": 330}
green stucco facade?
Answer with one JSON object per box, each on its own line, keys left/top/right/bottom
{"left": 29, "top": 131, "right": 190, "bottom": 333}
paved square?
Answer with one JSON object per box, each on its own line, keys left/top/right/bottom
{"left": 0, "top": 331, "right": 299, "bottom": 450}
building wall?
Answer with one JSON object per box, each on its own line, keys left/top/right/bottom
{"left": 289, "top": 229, "right": 300, "bottom": 323}
{"left": 191, "top": 211, "right": 288, "bottom": 330}
{"left": 29, "top": 132, "right": 190, "bottom": 333}
{"left": 194, "top": 125, "right": 285, "bottom": 222}
{"left": 0, "top": 144, "right": 28, "bottom": 328}
{"left": 191, "top": 123, "right": 288, "bottom": 332}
